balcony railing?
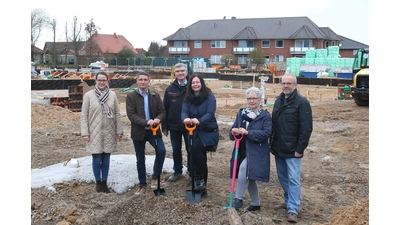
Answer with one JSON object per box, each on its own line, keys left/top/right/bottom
{"left": 168, "top": 47, "right": 190, "bottom": 54}
{"left": 290, "top": 46, "right": 315, "bottom": 54}
{"left": 233, "top": 47, "right": 256, "bottom": 54}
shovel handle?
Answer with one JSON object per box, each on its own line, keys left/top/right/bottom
{"left": 233, "top": 133, "right": 244, "bottom": 141}
{"left": 185, "top": 123, "right": 197, "bottom": 135}
{"left": 149, "top": 123, "right": 160, "bottom": 136}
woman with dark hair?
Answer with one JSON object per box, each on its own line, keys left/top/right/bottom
{"left": 181, "top": 75, "right": 219, "bottom": 197}
{"left": 81, "top": 71, "right": 124, "bottom": 193}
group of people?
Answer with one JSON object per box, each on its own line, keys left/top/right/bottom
{"left": 80, "top": 65, "right": 313, "bottom": 223}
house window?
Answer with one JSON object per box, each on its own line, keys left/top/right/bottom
{"left": 210, "top": 55, "right": 222, "bottom": 64}
{"left": 174, "top": 41, "right": 188, "bottom": 47}
{"left": 325, "top": 41, "right": 329, "bottom": 48}
{"left": 238, "top": 40, "right": 254, "bottom": 47}
{"left": 262, "top": 40, "right": 270, "bottom": 48}
{"left": 275, "top": 40, "right": 284, "bottom": 48}
{"left": 264, "top": 56, "right": 270, "bottom": 64}
{"left": 238, "top": 55, "right": 246, "bottom": 65}
{"left": 211, "top": 40, "right": 226, "bottom": 48}
{"left": 295, "top": 40, "right": 312, "bottom": 47}
{"left": 331, "top": 41, "right": 335, "bottom": 46}
{"left": 194, "top": 54, "right": 202, "bottom": 59}
{"left": 194, "top": 41, "right": 202, "bottom": 48}
{"left": 275, "top": 55, "right": 284, "bottom": 62}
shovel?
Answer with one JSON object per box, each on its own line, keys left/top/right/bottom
{"left": 150, "top": 123, "right": 166, "bottom": 196}
{"left": 223, "top": 133, "right": 243, "bottom": 209}
{"left": 185, "top": 123, "right": 202, "bottom": 203}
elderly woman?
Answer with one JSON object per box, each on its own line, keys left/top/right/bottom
{"left": 229, "top": 87, "right": 272, "bottom": 211}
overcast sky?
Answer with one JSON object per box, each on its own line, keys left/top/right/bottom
{"left": 32, "top": 0, "right": 369, "bottom": 50}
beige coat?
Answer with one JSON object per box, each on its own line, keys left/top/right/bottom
{"left": 81, "top": 89, "right": 123, "bottom": 154}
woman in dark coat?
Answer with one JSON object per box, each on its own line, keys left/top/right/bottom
{"left": 229, "top": 87, "right": 272, "bottom": 211}
{"left": 182, "top": 74, "right": 219, "bottom": 197}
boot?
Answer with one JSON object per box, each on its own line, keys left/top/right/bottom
{"left": 101, "top": 180, "right": 111, "bottom": 193}
{"left": 95, "top": 181, "right": 102, "bottom": 193}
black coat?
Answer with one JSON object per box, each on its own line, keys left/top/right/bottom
{"left": 162, "top": 79, "right": 187, "bottom": 132}
{"left": 270, "top": 89, "right": 313, "bottom": 157}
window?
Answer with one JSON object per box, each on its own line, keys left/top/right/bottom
{"left": 331, "top": 41, "right": 335, "bottom": 46}
{"left": 238, "top": 55, "right": 246, "bottom": 65}
{"left": 262, "top": 40, "right": 270, "bottom": 48}
{"left": 238, "top": 40, "right": 254, "bottom": 47}
{"left": 295, "top": 40, "right": 312, "bottom": 47}
{"left": 275, "top": 40, "right": 284, "bottom": 48}
{"left": 194, "top": 41, "right": 202, "bottom": 48}
{"left": 211, "top": 40, "right": 226, "bottom": 48}
{"left": 174, "top": 41, "right": 188, "bottom": 47}
{"left": 210, "top": 55, "right": 222, "bottom": 64}
{"left": 194, "top": 54, "right": 202, "bottom": 58}
{"left": 275, "top": 55, "right": 284, "bottom": 62}
{"left": 264, "top": 56, "right": 270, "bottom": 64}
{"left": 325, "top": 41, "right": 329, "bottom": 48}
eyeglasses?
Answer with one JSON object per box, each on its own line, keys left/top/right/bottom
{"left": 96, "top": 79, "right": 108, "bottom": 82}
{"left": 247, "top": 98, "right": 259, "bottom": 101}
{"left": 175, "top": 70, "right": 185, "bottom": 73}
{"left": 282, "top": 82, "right": 293, "bottom": 86}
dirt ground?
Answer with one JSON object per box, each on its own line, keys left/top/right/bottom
{"left": 31, "top": 79, "right": 369, "bottom": 225}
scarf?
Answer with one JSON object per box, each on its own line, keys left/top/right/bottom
{"left": 241, "top": 105, "right": 262, "bottom": 129}
{"left": 94, "top": 84, "right": 113, "bottom": 118}
{"left": 188, "top": 94, "right": 206, "bottom": 106}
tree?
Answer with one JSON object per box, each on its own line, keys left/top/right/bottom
{"left": 64, "top": 22, "right": 68, "bottom": 64}
{"left": 147, "top": 42, "right": 166, "bottom": 57}
{"left": 70, "top": 16, "right": 82, "bottom": 66}
{"left": 31, "top": 8, "right": 49, "bottom": 61}
{"left": 49, "top": 19, "right": 57, "bottom": 65}
{"left": 117, "top": 47, "right": 136, "bottom": 66}
{"left": 248, "top": 48, "right": 266, "bottom": 65}
{"left": 221, "top": 54, "right": 235, "bottom": 67}
{"left": 83, "top": 18, "right": 101, "bottom": 59}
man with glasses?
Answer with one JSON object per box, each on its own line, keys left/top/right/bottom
{"left": 162, "top": 63, "right": 190, "bottom": 182}
{"left": 269, "top": 74, "right": 313, "bottom": 223}
{"left": 126, "top": 70, "right": 167, "bottom": 195}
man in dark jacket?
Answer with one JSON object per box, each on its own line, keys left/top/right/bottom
{"left": 126, "top": 70, "right": 166, "bottom": 195}
{"left": 162, "top": 63, "right": 189, "bottom": 182}
{"left": 270, "top": 74, "right": 313, "bottom": 223}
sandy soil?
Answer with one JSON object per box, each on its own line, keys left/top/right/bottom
{"left": 31, "top": 80, "right": 369, "bottom": 225}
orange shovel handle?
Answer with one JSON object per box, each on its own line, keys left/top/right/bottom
{"left": 149, "top": 123, "right": 161, "bottom": 136}
{"left": 185, "top": 123, "right": 197, "bottom": 135}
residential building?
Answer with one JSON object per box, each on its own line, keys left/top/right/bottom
{"left": 42, "top": 41, "right": 85, "bottom": 65}
{"left": 41, "top": 33, "right": 138, "bottom": 66}
{"left": 163, "top": 16, "right": 369, "bottom": 66}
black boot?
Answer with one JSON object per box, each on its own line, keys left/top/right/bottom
{"left": 95, "top": 181, "right": 102, "bottom": 193}
{"left": 194, "top": 178, "right": 205, "bottom": 190}
{"left": 101, "top": 180, "right": 111, "bottom": 193}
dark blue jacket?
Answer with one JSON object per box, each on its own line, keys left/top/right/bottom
{"left": 229, "top": 108, "right": 272, "bottom": 182}
{"left": 270, "top": 89, "right": 313, "bottom": 157}
{"left": 181, "top": 93, "right": 219, "bottom": 147}
{"left": 162, "top": 78, "right": 187, "bottom": 132}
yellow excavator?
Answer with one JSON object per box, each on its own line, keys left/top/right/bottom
{"left": 351, "top": 48, "right": 369, "bottom": 106}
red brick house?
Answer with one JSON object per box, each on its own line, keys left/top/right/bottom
{"left": 163, "top": 16, "right": 369, "bottom": 66}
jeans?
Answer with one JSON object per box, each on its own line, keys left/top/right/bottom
{"left": 92, "top": 153, "right": 111, "bottom": 181}
{"left": 275, "top": 156, "right": 302, "bottom": 214}
{"left": 132, "top": 130, "right": 166, "bottom": 186}
{"left": 170, "top": 129, "right": 190, "bottom": 174}
{"left": 235, "top": 158, "right": 260, "bottom": 206}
